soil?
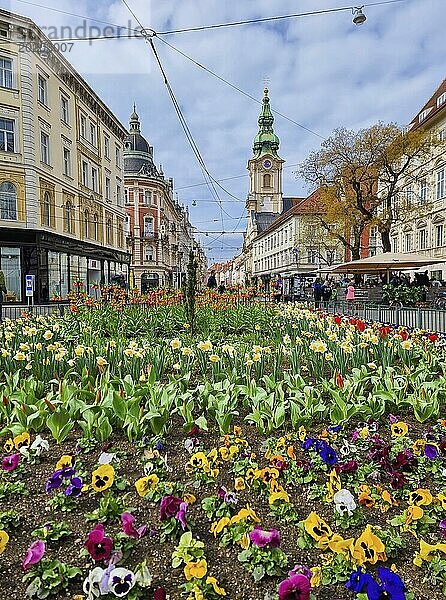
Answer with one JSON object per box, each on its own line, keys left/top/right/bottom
{"left": 0, "top": 418, "right": 444, "bottom": 600}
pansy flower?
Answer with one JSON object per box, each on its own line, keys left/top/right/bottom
{"left": 352, "top": 525, "right": 386, "bottom": 565}
{"left": 85, "top": 524, "right": 113, "bottom": 562}
{"left": 22, "top": 540, "right": 45, "bottom": 570}
{"left": 408, "top": 488, "right": 432, "bottom": 507}
{"left": 249, "top": 526, "right": 281, "bottom": 548}
{"left": 333, "top": 489, "right": 357, "bottom": 516}
{"left": 121, "top": 512, "right": 147, "bottom": 539}
{"left": 135, "top": 474, "right": 159, "bottom": 497}
{"left": 0, "top": 530, "right": 9, "bottom": 555}
{"left": 1, "top": 453, "right": 20, "bottom": 472}
{"left": 108, "top": 567, "right": 135, "bottom": 597}
{"left": 303, "top": 512, "right": 333, "bottom": 542}
{"left": 13, "top": 432, "right": 30, "bottom": 450}
{"left": 278, "top": 574, "right": 311, "bottom": 600}
{"left": 91, "top": 464, "right": 115, "bottom": 492}
{"left": 184, "top": 559, "right": 207, "bottom": 581}
{"left": 55, "top": 454, "right": 74, "bottom": 470}
{"left": 83, "top": 566, "right": 106, "bottom": 600}
{"left": 391, "top": 422, "right": 408, "bottom": 438}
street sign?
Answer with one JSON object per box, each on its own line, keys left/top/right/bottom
{"left": 25, "top": 275, "right": 34, "bottom": 298}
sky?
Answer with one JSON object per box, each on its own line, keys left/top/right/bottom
{"left": 3, "top": 0, "right": 445, "bottom": 263}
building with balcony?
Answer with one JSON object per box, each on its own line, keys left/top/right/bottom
{"left": 0, "top": 9, "right": 130, "bottom": 303}
{"left": 123, "top": 108, "right": 195, "bottom": 290}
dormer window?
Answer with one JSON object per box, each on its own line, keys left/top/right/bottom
{"left": 438, "top": 92, "right": 446, "bottom": 109}
{"left": 419, "top": 109, "right": 429, "bottom": 123}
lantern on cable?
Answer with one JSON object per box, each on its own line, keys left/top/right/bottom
{"left": 352, "top": 6, "right": 366, "bottom": 25}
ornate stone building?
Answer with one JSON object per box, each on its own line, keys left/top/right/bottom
{"left": 0, "top": 9, "right": 130, "bottom": 303}
{"left": 123, "top": 108, "right": 195, "bottom": 291}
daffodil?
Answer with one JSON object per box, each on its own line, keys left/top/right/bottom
{"left": 170, "top": 338, "right": 181, "bottom": 350}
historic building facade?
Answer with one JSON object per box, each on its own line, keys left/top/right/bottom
{"left": 123, "top": 108, "right": 195, "bottom": 291}
{"left": 242, "top": 88, "right": 342, "bottom": 289}
{"left": 375, "top": 78, "right": 446, "bottom": 280}
{"left": 0, "top": 9, "right": 130, "bottom": 303}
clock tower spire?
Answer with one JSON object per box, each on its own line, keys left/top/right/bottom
{"left": 245, "top": 88, "right": 285, "bottom": 246}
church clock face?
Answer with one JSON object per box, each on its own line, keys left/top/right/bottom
{"left": 262, "top": 159, "right": 272, "bottom": 169}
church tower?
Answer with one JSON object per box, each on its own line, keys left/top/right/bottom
{"left": 245, "top": 88, "right": 284, "bottom": 246}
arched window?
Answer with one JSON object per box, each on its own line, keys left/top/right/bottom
{"left": 84, "top": 209, "right": 90, "bottom": 238}
{"left": 43, "top": 191, "right": 51, "bottom": 226}
{"left": 106, "top": 218, "right": 113, "bottom": 244}
{"left": 263, "top": 173, "right": 271, "bottom": 188}
{"left": 93, "top": 213, "right": 98, "bottom": 240}
{"left": 64, "top": 201, "right": 74, "bottom": 234}
{"left": 0, "top": 181, "right": 17, "bottom": 220}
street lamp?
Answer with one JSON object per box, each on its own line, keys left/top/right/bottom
{"left": 352, "top": 6, "right": 366, "bottom": 25}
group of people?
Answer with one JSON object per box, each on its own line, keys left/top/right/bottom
{"left": 206, "top": 270, "right": 226, "bottom": 294}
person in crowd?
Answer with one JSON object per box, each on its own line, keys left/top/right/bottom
{"left": 218, "top": 282, "right": 226, "bottom": 294}
{"left": 207, "top": 270, "right": 217, "bottom": 289}
{"left": 346, "top": 280, "right": 355, "bottom": 310}
{"left": 322, "top": 279, "right": 333, "bottom": 304}
{"left": 293, "top": 277, "right": 301, "bottom": 302}
{"left": 0, "top": 270, "right": 6, "bottom": 322}
{"left": 313, "top": 277, "right": 323, "bottom": 308}
{"left": 273, "top": 274, "right": 283, "bottom": 303}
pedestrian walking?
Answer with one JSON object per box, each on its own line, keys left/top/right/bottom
{"left": 273, "top": 274, "right": 283, "bottom": 303}
{"left": 313, "top": 278, "right": 323, "bottom": 308}
{"left": 346, "top": 280, "right": 355, "bottom": 311}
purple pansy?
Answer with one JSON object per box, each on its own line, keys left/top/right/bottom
{"left": 85, "top": 524, "right": 113, "bottom": 562}
{"left": 2, "top": 453, "right": 20, "bottom": 472}
{"left": 278, "top": 574, "right": 311, "bottom": 600}
{"left": 249, "top": 525, "right": 281, "bottom": 548}
{"left": 22, "top": 540, "right": 45, "bottom": 571}
{"left": 121, "top": 512, "right": 147, "bottom": 539}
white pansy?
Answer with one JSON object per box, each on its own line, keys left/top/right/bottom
{"left": 333, "top": 489, "right": 357, "bottom": 516}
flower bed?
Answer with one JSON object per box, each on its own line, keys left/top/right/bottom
{"left": 0, "top": 304, "right": 446, "bottom": 599}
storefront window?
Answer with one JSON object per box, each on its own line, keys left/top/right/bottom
{"left": 48, "top": 251, "right": 61, "bottom": 299}
{"left": 79, "top": 256, "right": 87, "bottom": 288}
{"left": 60, "top": 253, "right": 69, "bottom": 297}
{"left": 70, "top": 254, "right": 80, "bottom": 287}
{"left": 1, "top": 247, "right": 21, "bottom": 301}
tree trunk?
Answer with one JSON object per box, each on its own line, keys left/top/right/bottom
{"left": 380, "top": 228, "right": 392, "bottom": 253}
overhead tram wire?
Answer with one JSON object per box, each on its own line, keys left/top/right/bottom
{"left": 157, "top": 37, "right": 324, "bottom": 140}
{"left": 157, "top": 0, "right": 407, "bottom": 34}
{"left": 118, "top": 0, "right": 235, "bottom": 232}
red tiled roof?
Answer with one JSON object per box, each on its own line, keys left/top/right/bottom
{"left": 255, "top": 190, "right": 324, "bottom": 240}
{"left": 409, "top": 78, "right": 446, "bottom": 130}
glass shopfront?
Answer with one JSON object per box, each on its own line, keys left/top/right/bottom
{"left": 1, "top": 247, "right": 21, "bottom": 301}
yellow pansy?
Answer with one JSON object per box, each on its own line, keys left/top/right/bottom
{"left": 414, "top": 539, "right": 446, "bottom": 567}
{"left": 135, "top": 474, "right": 159, "bottom": 497}
{"left": 0, "top": 530, "right": 9, "bottom": 555}
{"left": 184, "top": 493, "right": 196, "bottom": 505}
{"left": 437, "top": 493, "right": 446, "bottom": 510}
{"left": 56, "top": 454, "right": 74, "bottom": 470}
{"left": 303, "top": 512, "right": 333, "bottom": 542}
{"left": 3, "top": 438, "right": 14, "bottom": 453}
{"left": 405, "top": 505, "right": 424, "bottom": 525}
{"left": 391, "top": 422, "right": 408, "bottom": 437}
{"left": 269, "top": 488, "right": 290, "bottom": 505}
{"left": 206, "top": 576, "right": 226, "bottom": 596}
{"left": 189, "top": 452, "right": 209, "bottom": 470}
{"left": 408, "top": 489, "right": 433, "bottom": 507}
{"left": 310, "top": 566, "right": 322, "bottom": 588}
{"left": 234, "top": 477, "right": 245, "bottom": 491}
{"left": 352, "top": 525, "right": 386, "bottom": 565}
{"left": 184, "top": 559, "right": 207, "bottom": 581}
{"left": 91, "top": 464, "right": 115, "bottom": 492}
{"left": 210, "top": 517, "right": 231, "bottom": 536}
